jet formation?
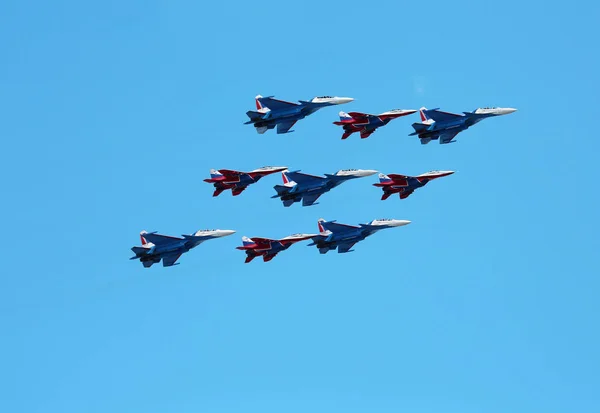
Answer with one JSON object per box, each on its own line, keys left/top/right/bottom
{"left": 374, "top": 170, "right": 455, "bottom": 200}
{"left": 131, "top": 94, "right": 517, "bottom": 268}
{"left": 410, "top": 107, "right": 517, "bottom": 144}
{"left": 130, "top": 229, "right": 235, "bottom": 267}
{"left": 204, "top": 166, "right": 287, "bottom": 197}
{"left": 333, "top": 109, "right": 416, "bottom": 139}
{"left": 245, "top": 95, "right": 354, "bottom": 134}
{"left": 272, "top": 169, "right": 377, "bottom": 207}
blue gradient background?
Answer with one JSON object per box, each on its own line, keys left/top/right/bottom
{"left": 1, "top": 1, "right": 599, "bottom": 412}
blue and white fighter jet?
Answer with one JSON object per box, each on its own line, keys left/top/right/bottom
{"left": 410, "top": 106, "right": 517, "bottom": 144}
{"left": 130, "top": 229, "right": 235, "bottom": 268}
{"left": 308, "top": 218, "right": 411, "bottom": 254}
{"left": 272, "top": 169, "right": 377, "bottom": 207}
{"left": 245, "top": 94, "right": 354, "bottom": 134}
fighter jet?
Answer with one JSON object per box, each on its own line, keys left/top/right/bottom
{"left": 374, "top": 170, "right": 455, "bottom": 200}
{"left": 245, "top": 94, "right": 354, "bottom": 134}
{"left": 333, "top": 109, "right": 416, "bottom": 139}
{"left": 410, "top": 106, "right": 517, "bottom": 144}
{"left": 130, "top": 229, "right": 235, "bottom": 268}
{"left": 236, "top": 233, "right": 316, "bottom": 263}
{"left": 308, "top": 218, "right": 411, "bottom": 254}
{"left": 204, "top": 166, "right": 288, "bottom": 197}
{"left": 272, "top": 169, "right": 378, "bottom": 207}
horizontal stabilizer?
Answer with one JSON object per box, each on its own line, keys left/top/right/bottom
{"left": 411, "top": 122, "right": 430, "bottom": 133}
{"left": 131, "top": 246, "right": 149, "bottom": 256}
{"left": 273, "top": 184, "right": 290, "bottom": 196}
{"left": 246, "top": 110, "right": 264, "bottom": 120}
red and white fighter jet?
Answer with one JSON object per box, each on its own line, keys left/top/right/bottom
{"left": 236, "top": 233, "right": 316, "bottom": 263}
{"left": 204, "top": 166, "right": 288, "bottom": 197}
{"left": 333, "top": 108, "right": 416, "bottom": 139}
{"left": 373, "top": 170, "right": 455, "bottom": 200}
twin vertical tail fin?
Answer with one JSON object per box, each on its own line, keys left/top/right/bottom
{"left": 242, "top": 236, "right": 255, "bottom": 247}
{"left": 140, "top": 230, "right": 149, "bottom": 245}
{"left": 378, "top": 173, "right": 392, "bottom": 184}
{"left": 281, "top": 170, "right": 296, "bottom": 186}
{"left": 210, "top": 169, "right": 224, "bottom": 179}
{"left": 318, "top": 219, "right": 326, "bottom": 234}
{"left": 255, "top": 95, "right": 263, "bottom": 110}
{"left": 419, "top": 107, "right": 434, "bottom": 124}
{"left": 317, "top": 218, "right": 332, "bottom": 235}
{"left": 131, "top": 231, "right": 154, "bottom": 258}
{"left": 339, "top": 111, "right": 353, "bottom": 121}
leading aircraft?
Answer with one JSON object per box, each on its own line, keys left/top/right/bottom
{"left": 333, "top": 108, "right": 416, "bottom": 139}
{"left": 130, "top": 229, "right": 235, "bottom": 268}
{"left": 236, "top": 233, "right": 315, "bottom": 263}
{"left": 272, "top": 169, "right": 377, "bottom": 207}
{"left": 410, "top": 106, "right": 517, "bottom": 144}
{"left": 245, "top": 94, "right": 354, "bottom": 134}
{"left": 203, "top": 166, "right": 288, "bottom": 197}
{"left": 374, "top": 170, "right": 455, "bottom": 200}
{"left": 308, "top": 218, "right": 411, "bottom": 254}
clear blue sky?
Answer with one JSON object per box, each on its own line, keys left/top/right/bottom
{"left": 1, "top": 1, "right": 599, "bottom": 412}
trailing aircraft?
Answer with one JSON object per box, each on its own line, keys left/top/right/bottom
{"left": 130, "top": 229, "right": 235, "bottom": 268}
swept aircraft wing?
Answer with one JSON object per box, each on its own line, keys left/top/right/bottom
{"left": 142, "top": 233, "right": 183, "bottom": 246}
{"left": 284, "top": 171, "right": 326, "bottom": 185}
{"left": 162, "top": 252, "right": 182, "bottom": 267}
{"left": 322, "top": 221, "right": 360, "bottom": 234}
{"left": 387, "top": 174, "right": 410, "bottom": 181}
{"left": 347, "top": 112, "right": 373, "bottom": 121}
{"left": 425, "top": 109, "right": 463, "bottom": 123}
{"left": 247, "top": 237, "right": 275, "bottom": 247}
{"left": 258, "top": 97, "right": 299, "bottom": 111}
{"left": 277, "top": 120, "right": 297, "bottom": 134}
{"left": 302, "top": 193, "right": 322, "bottom": 206}
{"left": 218, "top": 169, "right": 244, "bottom": 178}
{"left": 337, "top": 241, "right": 357, "bottom": 253}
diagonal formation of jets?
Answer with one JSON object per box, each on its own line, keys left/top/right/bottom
{"left": 131, "top": 94, "right": 516, "bottom": 267}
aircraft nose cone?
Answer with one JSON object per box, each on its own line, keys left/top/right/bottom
{"left": 221, "top": 230, "right": 236, "bottom": 236}
{"left": 335, "top": 97, "right": 354, "bottom": 104}
{"left": 394, "top": 220, "right": 412, "bottom": 227}
{"left": 501, "top": 107, "right": 517, "bottom": 115}
{"left": 358, "top": 169, "right": 378, "bottom": 177}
